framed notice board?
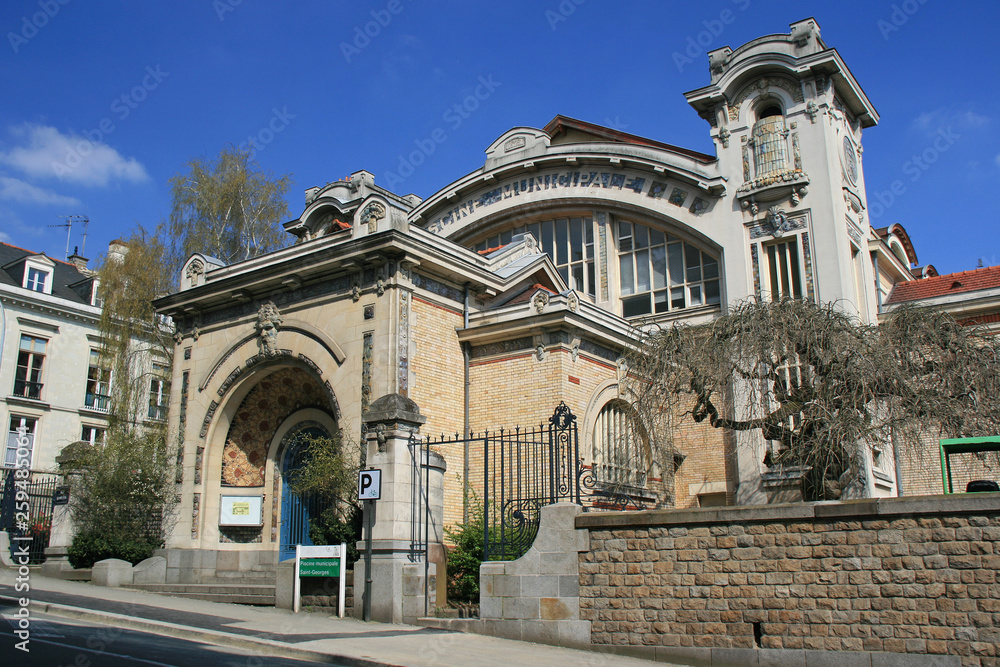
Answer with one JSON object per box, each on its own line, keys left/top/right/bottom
{"left": 219, "top": 495, "right": 264, "bottom": 526}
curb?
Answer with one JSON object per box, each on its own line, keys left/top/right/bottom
{"left": 0, "top": 594, "right": 403, "bottom": 667}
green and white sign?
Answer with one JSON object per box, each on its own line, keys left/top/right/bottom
{"left": 293, "top": 543, "right": 347, "bottom": 617}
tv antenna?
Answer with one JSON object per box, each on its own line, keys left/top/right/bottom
{"left": 50, "top": 215, "right": 90, "bottom": 258}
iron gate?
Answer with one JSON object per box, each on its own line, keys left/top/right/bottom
{"left": 0, "top": 469, "right": 59, "bottom": 563}
{"left": 426, "top": 402, "right": 583, "bottom": 561}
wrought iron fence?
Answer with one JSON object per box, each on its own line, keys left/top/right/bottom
{"left": 0, "top": 468, "right": 60, "bottom": 563}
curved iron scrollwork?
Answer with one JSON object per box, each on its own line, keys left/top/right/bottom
{"left": 549, "top": 401, "right": 576, "bottom": 430}
{"left": 489, "top": 498, "right": 543, "bottom": 560}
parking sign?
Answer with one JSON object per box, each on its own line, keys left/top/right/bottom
{"left": 358, "top": 469, "right": 381, "bottom": 500}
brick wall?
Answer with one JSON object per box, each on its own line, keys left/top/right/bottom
{"left": 577, "top": 495, "right": 1000, "bottom": 666}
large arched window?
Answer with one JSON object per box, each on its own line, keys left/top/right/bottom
{"left": 617, "top": 220, "right": 720, "bottom": 317}
{"left": 592, "top": 401, "right": 648, "bottom": 490}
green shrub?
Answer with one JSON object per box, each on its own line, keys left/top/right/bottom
{"left": 445, "top": 500, "right": 485, "bottom": 604}
{"left": 68, "top": 530, "right": 161, "bottom": 569}
{"left": 308, "top": 504, "right": 363, "bottom": 565}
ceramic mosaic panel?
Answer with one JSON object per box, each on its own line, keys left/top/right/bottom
{"left": 220, "top": 368, "right": 328, "bottom": 487}
{"left": 750, "top": 243, "right": 762, "bottom": 296}
{"left": 801, "top": 232, "right": 814, "bottom": 300}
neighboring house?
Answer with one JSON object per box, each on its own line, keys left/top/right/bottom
{"left": 153, "top": 19, "right": 928, "bottom": 580}
{"left": 0, "top": 240, "right": 170, "bottom": 472}
{"left": 882, "top": 264, "right": 1000, "bottom": 494}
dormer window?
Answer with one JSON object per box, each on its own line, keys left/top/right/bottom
{"left": 26, "top": 267, "right": 48, "bottom": 292}
{"left": 20, "top": 255, "right": 55, "bottom": 295}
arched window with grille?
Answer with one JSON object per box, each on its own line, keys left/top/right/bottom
{"left": 592, "top": 401, "right": 648, "bottom": 491}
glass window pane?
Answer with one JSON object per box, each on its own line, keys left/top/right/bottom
{"left": 668, "top": 243, "right": 684, "bottom": 286}
{"left": 556, "top": 219, "right": 568, "bottom": 265}
{"left": 586, "top": 262, "right": 595, "bottom": 297}
{"left": 636, "top": 249, "right": 650, "bottom": 292}
{"left": 788, "top": 241, "right": 802, "bottom": 298}
{"left": 686, "top": 244, "right": 702, "bottom": 282}
{"left": 619, "top": 255, "right": 634, "bottom": 295}
{"left": 570, "top": 218, "right": 583, "bottom": 262}
{"left": 671, "top": 287, "right": 685, "bottom": 310}
{"left": 654, "top": 290, "right": 670, "bottom": 313}
{"left": 572, "top": 264, "right": 584, "bottom": 292}
{"left": 618, "top": 222, "right": 632, "bottom": 252}
{"left": 651, "top": 246, "right": 666, "bottom": 290}
{"left": 558, "top": 266, "right": 569, "bottom": 284}
{"left": 650, "top": 228, "right": 665, "bottom": 247}
{"left": 635, "top": 224, "right": 649, "bottom": 249}
{"left": 541, "top": 221, "right": 554, "bottom": 260}
{"left": 705, "top": 280, "right": 721, "bottom": 305}
{"left": 623, "top": 295, "right": 651, "bottom": 318}
{"left": 704, "top": 257, "right": 719, "bottom": 280}
{"left": 500, "top": 229, "right": 512, "bottom": 245}
{"left": 689, "top": 285, "right": 703, "bottom": 306}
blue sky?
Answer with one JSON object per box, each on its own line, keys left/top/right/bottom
{"left": 0, "top": 0, "right": 997, "bottom": 275}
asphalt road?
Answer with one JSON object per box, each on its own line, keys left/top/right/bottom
{"left": 0, "top": 602, "right": 341, "bottom": 667}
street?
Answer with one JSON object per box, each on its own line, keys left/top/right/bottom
{"left": 0, "top": 602, "right": 338, "bottom": 667}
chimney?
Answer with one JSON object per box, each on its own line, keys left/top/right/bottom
{"left": 107, "top": 239, "right": 129, "bottom": 264}
{"left": 68, "top": 245, "right": 89, "bottom": 272}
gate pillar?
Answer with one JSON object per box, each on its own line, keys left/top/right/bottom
{"left": 354, "top": 393, "right": 444, "bottom": 623}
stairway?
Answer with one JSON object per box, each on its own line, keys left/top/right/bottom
{"left": 125, "top": 570, "right": 277, "bottom": 605}
{"left": 124, "top": 582, "right": 276, "bottom": 605}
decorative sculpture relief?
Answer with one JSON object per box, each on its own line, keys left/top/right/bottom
{"left": 729, "top": 77, "right": 804, "bottom": 121}
{"left": 718, "top": 126, "right": 731, "bottom": 148}
{"left": 352, "top": 281, "right": 362, "bottom": 302}
{"left": 185, "top": 259, "right": 205, "bottom": 287}
{"left": 566, "top": 292, "right": 580, "bottom": 313}
{"left": 535, "top": 344, "right": 546, "bottom": 362}
{"left": 764, "top": 206, "right": 796, "bottom": 237}
{"left": 532, "top": 290, "right": 549, "bottom": 314}
{"left": 360, "top": 202, "right": 386, "bottom": 234}
{"left": 806, "top": 100, "right": 819, "bottom": 124}
{"left": 255, "top": 301, "right": 282, "bottom": 356}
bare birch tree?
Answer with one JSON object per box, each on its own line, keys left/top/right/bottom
{"left": 167, "top": 144, "right": 291, "bottom": 265}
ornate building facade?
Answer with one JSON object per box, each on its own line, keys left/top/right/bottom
{"left": 154, "top": 20, "right": 918, "bottom": 580}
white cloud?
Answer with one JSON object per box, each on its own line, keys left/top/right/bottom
{"left": 912, "top": 108, "right": 990, "bottom": 135}
{"left": 0, "top": 230, "right": 11, "bottom": 243}
{"left": 995, "top": 154, "right": 1000, "bottom": 167}
{"left": 0, "top": 176, "right": 81, "bottom": 206}
{"left": 0, "top": 123, "right": 148, "bottom": 187}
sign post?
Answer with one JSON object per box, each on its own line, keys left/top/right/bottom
{"left": 358, "top": 468, "right": 381, "bottom": 622}
{"left": 293, "top": 543, "right": 347, "bottom": 617}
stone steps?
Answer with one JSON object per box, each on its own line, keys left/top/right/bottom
{"left": 124, "top": 583, "right": 276, "bottom": 606}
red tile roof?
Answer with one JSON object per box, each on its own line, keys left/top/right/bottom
{"left": 886, "top": 265, "right": 1000, "bottom": 304}
{"left": 506, "top": 284, "right": 555, "bottom": 306}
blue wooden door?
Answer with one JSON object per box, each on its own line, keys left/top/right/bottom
{"left": 279, "top": 426, "right": 326, "bottom": 561}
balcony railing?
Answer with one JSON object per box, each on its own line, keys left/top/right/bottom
{"left": 84, "top": 392, "right": 111, "bottom": 412}
{"left": 12, "top": 380, "right": 42, "bottom": 400}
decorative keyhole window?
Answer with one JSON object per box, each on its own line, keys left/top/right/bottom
{"left": 752, "top": 107, "right": 789, "bottom": 177}
{"left": 592, "top": 401, "right": 648, "bottom": 491}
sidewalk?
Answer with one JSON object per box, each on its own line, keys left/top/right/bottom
{"left": 0, "top": 568, "right": 669, "bottom": 667}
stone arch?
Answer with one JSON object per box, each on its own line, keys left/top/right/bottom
{"left": 219, "top": 366, "right": 335, "bottom": 488}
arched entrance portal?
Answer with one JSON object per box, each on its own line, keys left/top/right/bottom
{"left": 278, "top": 422, "right": 333, "bottom": 561}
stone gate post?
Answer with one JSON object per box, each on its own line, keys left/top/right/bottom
{"left": 354, "top": 393, "right": 445, "bottom": 623}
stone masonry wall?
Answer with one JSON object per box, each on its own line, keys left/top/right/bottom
{"left": 577, "top": 495, "right": 1000, "bottom": 666}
